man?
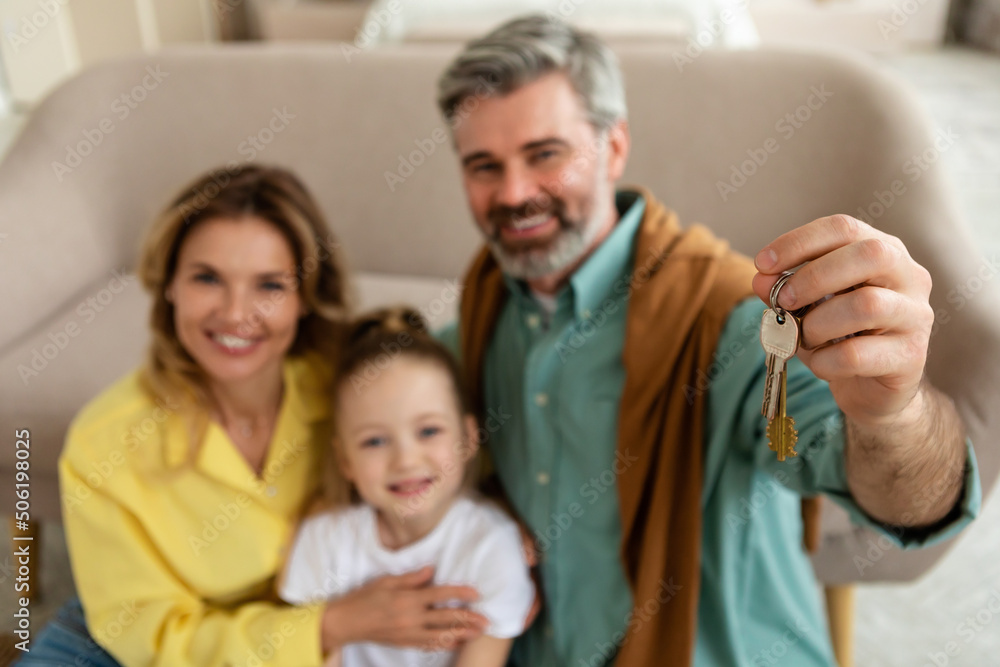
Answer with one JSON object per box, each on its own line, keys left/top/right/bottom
{"left": 437, "top": 15, "right": 980, "bottom": 667}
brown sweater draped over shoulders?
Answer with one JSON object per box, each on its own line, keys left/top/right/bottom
{"left": 459, "top": 188, "right": 820, "bottom": 666}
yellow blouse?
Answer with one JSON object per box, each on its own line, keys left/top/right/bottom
{"left": 59, "top": 355, "right": 332, "bottom": 666}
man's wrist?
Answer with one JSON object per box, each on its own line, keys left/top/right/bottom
{"left": 845, "top": 379, "right": 927, "bottom": 450}
{"left": 845, "top": 380, "right": 966, "bottom": 526}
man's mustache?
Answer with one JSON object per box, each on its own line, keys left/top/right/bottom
{"left": 488, "top": 197, "right": 565, "bottom": 228}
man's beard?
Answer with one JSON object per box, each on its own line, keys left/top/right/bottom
{"left": 484, "top": 192, "right": 607, "bottom": 281}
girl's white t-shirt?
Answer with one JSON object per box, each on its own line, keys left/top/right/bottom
{"left": 279, "top": 495, "right": 535, "bottom": 667}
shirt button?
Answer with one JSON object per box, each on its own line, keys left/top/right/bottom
{"left": 534, "top": 393, "right": 549, "bottom": 407}
{"left": 581, "top": 309, "right": 592, "bottom": 320}
{"left": 537, "top": 472, "right": 550, "bottom": 485}
{"left": 266, "top": 486, "right": 277, "bottom": 497}
{"left": 526, "top": 314, "right": 541, "bottom": 329}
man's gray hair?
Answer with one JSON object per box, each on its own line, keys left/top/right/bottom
{"left": 437, "top": 14, "right": 627, "bottom": 133}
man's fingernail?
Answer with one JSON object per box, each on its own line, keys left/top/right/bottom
{"left": 756, "top": 248, "right": 778, "bottom": 271}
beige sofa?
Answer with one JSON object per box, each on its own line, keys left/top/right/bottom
{"left": 2, "top": 41, "right": 998, "bottom": 598}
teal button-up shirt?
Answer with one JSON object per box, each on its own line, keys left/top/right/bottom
{"left": 440, "top": 191, "right": 981, "bottom": 667}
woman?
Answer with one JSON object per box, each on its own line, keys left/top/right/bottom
{"left": 21, "top": 165, "right": 488, "bottom": 666}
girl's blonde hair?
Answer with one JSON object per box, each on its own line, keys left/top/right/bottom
{"left": 137, "top": 164, "right": 349, "bottom": 444}
{"left": 322, "top": 306, "right": 480, "bottom": 509}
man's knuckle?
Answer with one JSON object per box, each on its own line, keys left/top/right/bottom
{"left": 828, "top": 214, "right": 863, "bottom": 241}
{"left": 855, "top": 288, "right": 885, "bottom": 321}
{"left": 859, "top": 237, "right": 897, "bottom": 266}
{"left": 915, "top": 264, "right": 933, "bottom": 293}
{"left": 839, "top": 339, "right": 865, "bottom": 371}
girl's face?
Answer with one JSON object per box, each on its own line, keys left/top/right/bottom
{"left": 168, "top": 216, "right": 303, "bottom": 389}
{"left": 336, "top": 356, "right": 477, "bottom": 542}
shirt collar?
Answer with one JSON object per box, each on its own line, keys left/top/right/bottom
{"left": 163, "top": 354, "right": 330, "bottom": 471}
{"left": 569, "top": 190, "right": 645, "bottom": 321}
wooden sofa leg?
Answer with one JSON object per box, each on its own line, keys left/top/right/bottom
{"left": 825, "top": 584, "right": 855, "bottom": 667}
{"left": 7, "top": 517, "right": 41, "bottom": 603}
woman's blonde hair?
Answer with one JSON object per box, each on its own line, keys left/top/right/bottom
{"left": 321, "top": 306, "right": 480, "bottom": 510}
{"left": 137, "top": 164, "right": 349, "bottom": 434}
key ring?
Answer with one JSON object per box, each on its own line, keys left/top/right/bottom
{"left": 769, "top": 271, "right": 795, "bottom": 323}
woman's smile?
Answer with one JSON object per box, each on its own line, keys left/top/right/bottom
{"left": 206, "top": 330, "right": 264, "bottom": 356}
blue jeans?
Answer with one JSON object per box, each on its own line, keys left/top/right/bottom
{"left": 14, "top": 598, "right": 121, "bottom": 666}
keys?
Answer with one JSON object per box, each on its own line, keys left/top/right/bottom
{"left": 761, "top": 272, "right": 800, "bottom": 461}
{"left": 766, "top": 368, "right": 798, "bottom": 461}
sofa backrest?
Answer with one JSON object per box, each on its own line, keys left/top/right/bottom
{"left": 0, "top": 43, "right": 976, "bottom": 331}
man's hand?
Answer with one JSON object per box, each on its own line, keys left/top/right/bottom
{"left": 751, "top": 214, "right": 933, "bottom": 429}
{"left": 752, "top": 214, "right": 967, "bottom": 527}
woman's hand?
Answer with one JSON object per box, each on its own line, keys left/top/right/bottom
{"left": 320, "top": 566, "right": 488, "bottom": 654}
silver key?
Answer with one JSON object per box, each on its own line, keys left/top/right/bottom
{"left": 760, "top": 308, "right": 799, "bottom": 420}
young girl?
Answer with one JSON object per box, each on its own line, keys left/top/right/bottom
{"left": 279, "top": 307, "right": 535, "bottom": 667}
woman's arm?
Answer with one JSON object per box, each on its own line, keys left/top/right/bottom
{"left": 455, "top": 635, "right": 514, "bottom": 667}
{"left": 61, "top": 458, "right": 326, "bottom": 667}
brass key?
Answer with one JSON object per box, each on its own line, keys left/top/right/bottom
{"left": 766, "top": 367, "right": 798, "bottom": 461}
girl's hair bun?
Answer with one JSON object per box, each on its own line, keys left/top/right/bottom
{"left": 336, "top": 305, "right": 469, "bottom": 416}
{"left": 346, "top": 306, "right": 429, "bottom": 346}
